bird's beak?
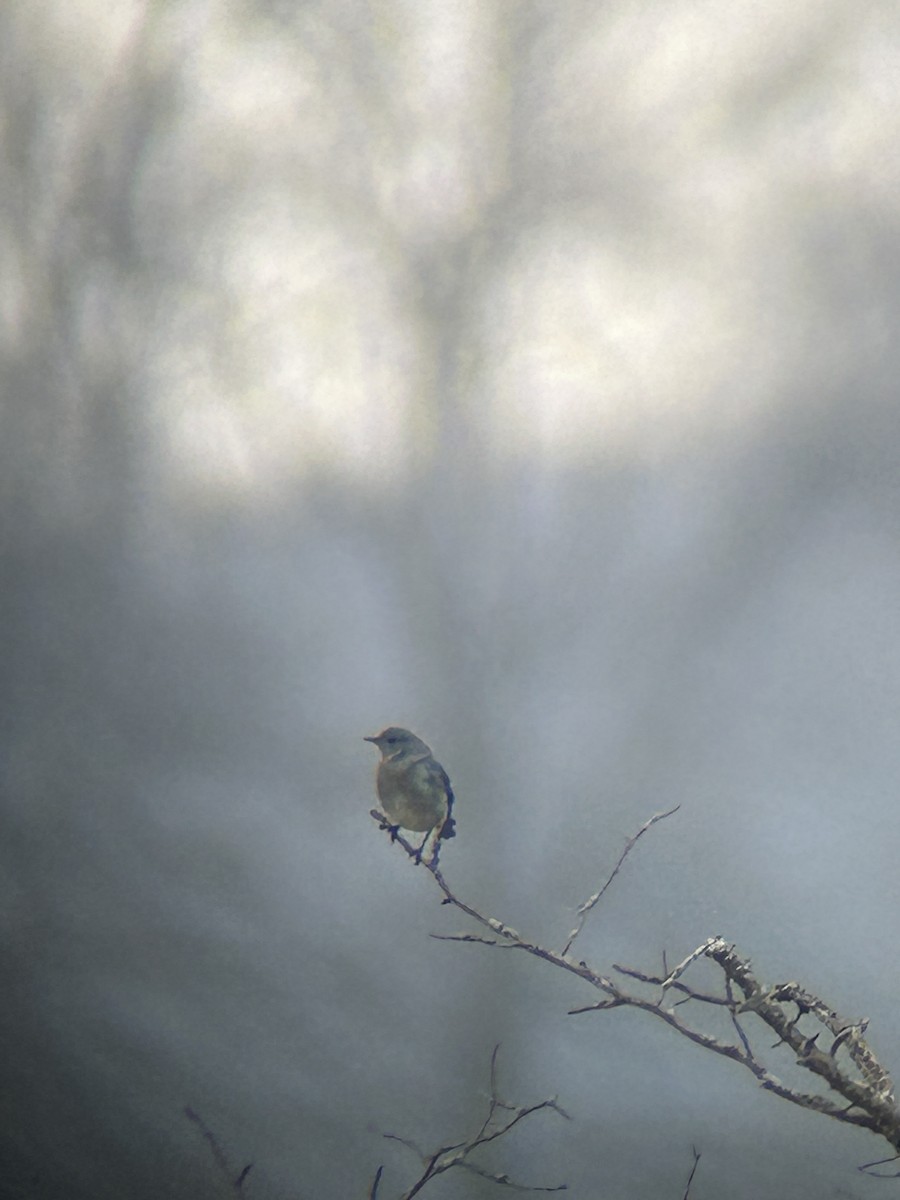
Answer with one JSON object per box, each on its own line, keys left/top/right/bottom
{"left": 363, "top": 735, "right": 379, "bottom": 744}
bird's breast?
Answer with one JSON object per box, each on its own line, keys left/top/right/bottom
{"left": 376, "top": 760, "right": 447, "bottom": 832}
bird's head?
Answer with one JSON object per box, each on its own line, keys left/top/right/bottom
{"left": 364, "top": 727, "right": 430, "bottom": 759}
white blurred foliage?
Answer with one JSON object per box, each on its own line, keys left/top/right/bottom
{"left": 17, "top": 0, "right": 900, "bottom": 498}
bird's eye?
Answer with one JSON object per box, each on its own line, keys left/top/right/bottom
{"left": 386, "top": 737, "right": 397, "bottom": 744}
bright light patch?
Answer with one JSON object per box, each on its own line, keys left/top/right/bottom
{"left": 475, "top": 222, "right": 779, "bottom": 465}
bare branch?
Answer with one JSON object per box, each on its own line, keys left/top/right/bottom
{"left": 371, "top": 812, "right": 900, "bottom": 1159}
{"left": 379, "top": 1046, "right": 568, "bottom": 1198}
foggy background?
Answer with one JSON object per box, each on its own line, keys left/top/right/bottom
{"left": 3, "top": 2, "right": 900, "bottom": 1197}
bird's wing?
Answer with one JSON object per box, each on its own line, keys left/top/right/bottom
{"left": 428, "top": 759, "right": 456, "bottom": 839}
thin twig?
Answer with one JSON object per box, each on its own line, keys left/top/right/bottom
{"left": 614, "top": 961, "right": 731, "bottom": 1007}
{"left": 562, "top": 805, "right": 680, "bottom": 956}
{"left": 380, "top": 1045, "right": 568, "bottom": 1197}
{"left": 369, "top": 1163, "right": 384, "bottom": 1199}
{"left": 681, "top": 1146, "right": 701, "bottom": 1200}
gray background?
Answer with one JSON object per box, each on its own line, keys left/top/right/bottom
{"left": 3, "top": 2, "right": 900, "bottom": 1197}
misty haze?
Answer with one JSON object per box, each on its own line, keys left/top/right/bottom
{"left": 3, "top": 4, "right": 900, "bottom": 1198}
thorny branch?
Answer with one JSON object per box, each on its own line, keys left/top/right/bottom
{"left": 370, "top": 1044, "right": 569, "bottom": 1198}
{"left": 372, "top": 810, "right": 900, "bottom": 1167}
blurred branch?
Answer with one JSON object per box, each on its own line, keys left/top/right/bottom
{"left": 371, "top": 814, "right": 900, "bottom": 1163}
{"left": 184, "top": 1107, "right": 253, "bottom": 1195}
{"left": 373, "top": 1045, "right": 568, "bottom": 1198}
{"left": 681, "top": 1146, "right": 701, "bottom": 1200}
{"left": 857, "top": 1152, "right": 900, "bottom": 1179}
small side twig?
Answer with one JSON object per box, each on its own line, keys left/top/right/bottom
{"left": 562, "top": 805, "right": 680, "bottom": 956}
{"left": 657, "top": 938, "right": 719, "bottom": 996}
{"left": 681, "top": 1146, "right": 701, "bottom": 1200}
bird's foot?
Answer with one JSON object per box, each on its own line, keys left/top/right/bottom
{"left": 374, "top": 812, "right": 401, "bottom": 841}
{"left": 415, "top": 834, "right": 436, "bottom": 866}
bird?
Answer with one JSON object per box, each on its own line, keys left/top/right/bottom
{"left": 364, "top": 727, "right": 456, "bottom": 861}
